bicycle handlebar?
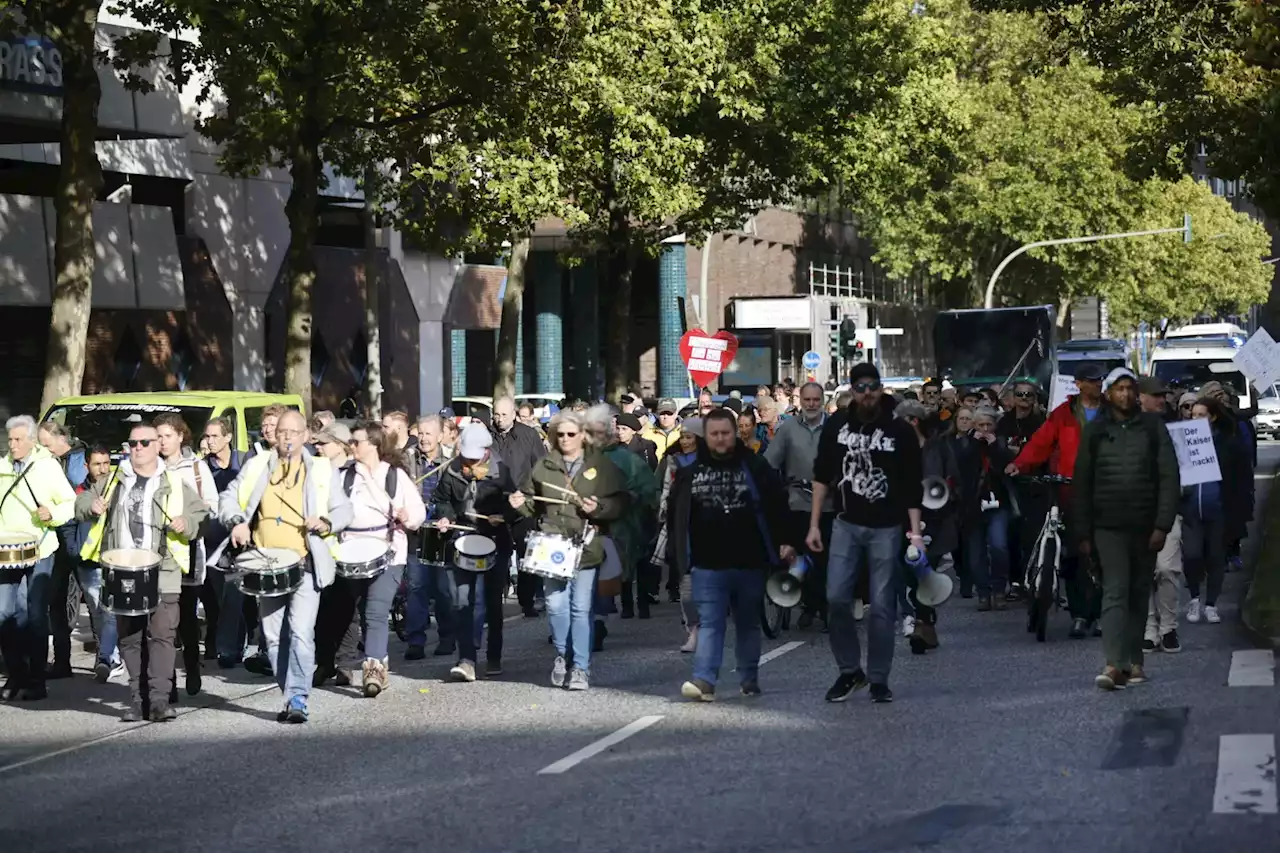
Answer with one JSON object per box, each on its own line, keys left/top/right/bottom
{"left": 1014, "top": 473, "right": 1072, "bottom": 485}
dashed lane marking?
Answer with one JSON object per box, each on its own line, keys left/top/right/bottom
{"left": 1213, "top": 734, "right": 1278, "bottom": 815}
{"left": 1228, "top": 650, "right": 1275, "bottom": 687}
{"left": 537, "top": 715, "right": 665, "bottom": 775}
{"left": 759, "top": 641, "right": 805, "bottom": 665}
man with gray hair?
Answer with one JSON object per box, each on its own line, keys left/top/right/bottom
{"left": 0, "top": 415, "right": 78, "bottom": 700}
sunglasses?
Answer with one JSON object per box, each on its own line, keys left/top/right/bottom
{"left": 126, "top": 439, "right": 153, "bottom": 448}
{"left": 1013, "top": 391, "right": 1034, "bottom": 399}
{"left": 1180, "top": 403, "right": 1193, "bottom": 410}
{"left": 852, "top": 381, "right": 882, "bottom": 393}
{"left": 556, "top": 431, "right": 581, "bottom": 438}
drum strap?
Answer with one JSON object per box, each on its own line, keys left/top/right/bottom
{"left": 0, "top": 459, "right": 39, "bottom": 515}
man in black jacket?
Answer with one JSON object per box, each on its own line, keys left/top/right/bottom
{"left": 669, "top": 409, "right": 795, "bottom": 701}
{"left": 431, "top": 423, "right": 519, "bottom": 681}
{"left": 615, "top": 412, "right": 659, "bottom": 471}
{"left": 809, "top": 363, "right": 924, "bottom": 704}
{"left": 491, "top": 396, "right": 548, "bottom": 617}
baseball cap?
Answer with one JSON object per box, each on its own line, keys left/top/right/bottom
{"left": 457, "top": 422, "right": 493, "bottom": 460}
{"left": 657, "top": 398, "right": 678, "bottom": 415}
{"left": 1073, "top": 362, "right": 1105, "bottom": 382}
{"left": 1137, "top": 376, "right": 1169, "bottom": 396}
{"left": 314, "top": 423, "right": 351, "bottom": 445}
{"left": 849, "top": 363, "right": 881, "bottom": 385}
{"left": 1102, "top": 367, "right": 1137, "bottom": 393}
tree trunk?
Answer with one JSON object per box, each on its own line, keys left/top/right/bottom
{"left": 40, "top": 1, "right": 104, "bottom": 414}
{"left": 362, "top": 167, "right": 382, "bottom": 419}
{"left": 283, "top": 137, "right": 321, "bottom": 411}
{"left": 494, "top": 234, "right": 530, "bottom": 402}
{"left": 604, "top": 195, "right": 636, "bottom": 403}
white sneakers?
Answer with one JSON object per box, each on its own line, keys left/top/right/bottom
{"left": 1187, "top": 598, "right": 1221, "bottom": 624}
{"left": 901, "top": 615, "right": 916, "bottom": 638}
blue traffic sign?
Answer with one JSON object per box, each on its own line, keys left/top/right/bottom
{"left": 802, "top": 350, "right": 822, "bottom": 370}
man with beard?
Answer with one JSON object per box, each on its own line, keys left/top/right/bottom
{"left": 764, "top": 381, "right": 832, "bottom": 627}
{"left": 1074, "top": 369, "right": 1179, "bottom": 691}
{"left": 669, "top": 408, "right": 794, "bottom": 700}
{"left": 809, "top": 364, "right": 924, "bottom": 704}
{"left": 995, "top": 381, "right": 1045, "bottom": 455}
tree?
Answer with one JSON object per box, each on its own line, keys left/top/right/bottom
{"left": 117, "top": 0, "right": 551, "bottom": 407}
{"left": 7, "top": 3, "right": 105, "bottom": 412}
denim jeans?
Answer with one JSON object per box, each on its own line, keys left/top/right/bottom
{"left": 349, "top": 564, "right": 403, "bottom": 662}
{"left": 0, "top": 555, "right": 54, "bottom": 684}
{"left": 691, "top": 568, "right": 765, "bottom": 688}
{"left": 827, "top": 519, "right": 900, "bottom": 684}
{"left": 76, "top": 563, "right": 118, "bottom": 664}
{"left": 405, "top": 554, "right": 455, "bottom": 648}
{"left": 258, "top": 569, "right": 322, "bottom": 704}
{"left": 547, "top": 567, "right": 598, "bottom": 673}
{"left": 967, "top": 508, "right": 1011, "bottom": 596}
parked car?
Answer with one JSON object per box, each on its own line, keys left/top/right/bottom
{"left": 1255, "top": 384, "right": 1280, "bottom": 439}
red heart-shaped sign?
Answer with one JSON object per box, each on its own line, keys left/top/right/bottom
{"left": 679, "top": 329, "right": 740, "bottom": 389}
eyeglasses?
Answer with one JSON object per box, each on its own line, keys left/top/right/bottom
{"left": 852, "top": 382, "right": 882, "bottom": 393}
{"left": 556, "top": 431, "right": 581, "bottom": 438}
{"left": 126, "top": 439, "right": 153, "bottom": 448}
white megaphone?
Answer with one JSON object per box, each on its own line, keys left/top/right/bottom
{"left": 766, "top": 555, "right": 810, "bottom": 610}
{"left": 906, "top": 544, "right": 953, "bottom": 607}
{"left": 922, "top": 476, "right": 951, "bottom": 511}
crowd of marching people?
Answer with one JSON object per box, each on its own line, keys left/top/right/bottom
{"left": 0, "top": 358, "right": 1258, "bottom": 719}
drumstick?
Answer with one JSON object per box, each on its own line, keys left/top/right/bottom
{"left": 465, "top": 511, "right": 507, "bottom": 525}
{"left": 544, "top": 483, "right": 580, "bottom": 499}
{"left": 530, "top": 495, "right": 572, "bottom": 506}
{"left": 414, "top": 457, "right": 452, "bottom": 485}
{"left": 433, "top": 523, "right": 476, "bottom": 533}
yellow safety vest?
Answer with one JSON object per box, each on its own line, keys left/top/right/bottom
{"left": 81, "top": 471, "right": 190, "bottom": 570}
{"left": 235, "top": 454, "right": 340, "bottom": 557}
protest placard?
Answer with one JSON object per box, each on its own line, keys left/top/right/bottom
{"left": 1049, "top": 374, "right": 1078, "bottom": 410}
{"left": 1233, "top": 327, "right": 1280, "bottom": 390}
{"left": 1165, "top": 418, "right": 1221, "bottom": 487}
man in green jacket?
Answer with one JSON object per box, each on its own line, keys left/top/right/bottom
{"left": 1074, "top": 369, "right": 1180, "bottom": 691}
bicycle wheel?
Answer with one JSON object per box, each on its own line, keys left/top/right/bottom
{"left": 1033, "top": 557, "right": 1053, "bottom": 643}
{"left": 761, "top": 598, "right": 787, "bottom": 640}
{"left": 65, "top": 574, "right": 83, "bottom": 638}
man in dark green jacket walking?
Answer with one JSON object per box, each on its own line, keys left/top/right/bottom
{"left": 1074, "top": 369, "right": 1180, "bottom": 691}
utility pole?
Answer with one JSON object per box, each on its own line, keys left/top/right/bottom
{"left": 984, "top": 216, "right": 1193, "bottom": 309}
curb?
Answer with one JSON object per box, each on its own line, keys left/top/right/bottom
{"left": 1241, "top": 470, "right": 1280, "bottom": 649}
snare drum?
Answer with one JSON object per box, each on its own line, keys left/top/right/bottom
{"left": 0, "top": 530, "right": 39, "bottom": 583}
{"left": 335, "top": 538, "right": 389, "bottom": 580}
{"left": 231, "top": 548, "right": 304, "bottom": 598}
{"left": 101, "top": 548, "right": 162, "bottom": 616}
{"left": 520, "top": 532, "right": 582, "bottom": 580}
{"left": 417, "top": 526, "right": 455, "bottom": 567}
{"left": 452, "top": 534, "right": 496, "bottom": 572}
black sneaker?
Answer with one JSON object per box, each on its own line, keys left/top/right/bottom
{"left": 244, "top": 653, "right": 272, "bottom": 676}
{"left": 46, "top": 661, "right": 73, "bottom": 680}
{"left": 1142, "top": 638, "right": 1157, "bottom": 653}
{"left": 740, "top": 680, "right": 762, "bottom": 697}
{"left": 668, "top": 589, "right": 681, "bottom": 603}
{"left": 870, "top": 683, "right": 893, "bottom": 703}
{"left": 433, "top": 641, "right": 456, "bottom": 657}
{"left": 404, "top": 645, "right": 426, "bottom": 661}
{"left": 1091, "top": 621, "right": 1102, "bottom": 638}
{"left": 1161, "top": 630, "right": 1182, "bottom": 654}
{"left": 824, "top": 671, "right": 868, "bottom": 703}
{"left": 1069, "top": 618, "right": 1088, "bottom": 639}
{"left": 620, "top": 600, "right": 635, "bottom": 619}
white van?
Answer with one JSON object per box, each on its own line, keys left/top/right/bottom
{"left": 1148, "top": 332, "right": 1254, "bottom": 408}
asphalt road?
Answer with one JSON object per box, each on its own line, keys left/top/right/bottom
{"left": 2, "top": 445, "right": 1278, "bottom": 853}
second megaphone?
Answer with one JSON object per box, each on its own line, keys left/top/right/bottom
{"left": 922, "top": 476, "right": 952, "bottom": 511}
{"left": 905, "top": 544, "right": 953, "bottom": 607}
{"left": 766, "top": 555, "right": 810, "bottom": 610}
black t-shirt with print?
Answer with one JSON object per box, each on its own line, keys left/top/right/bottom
{"left": 813, "top": 407, "right": 924, "bottom": 529}
{"left": 688, "top": 455, "right": 769, "bottom": 570}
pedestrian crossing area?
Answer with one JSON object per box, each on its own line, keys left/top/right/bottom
{"left": 1214, "top": 649, "right": 1278, "bottom": 815}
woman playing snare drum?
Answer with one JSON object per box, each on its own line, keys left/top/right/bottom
{"left": 341, "top": 421, "right": 426, "bottom": 697}
{"left": 510, "top": 411, "right": 627, "bottom": 691}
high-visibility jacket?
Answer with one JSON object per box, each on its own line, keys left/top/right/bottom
{"left": 233, "top": 453, "right": 340, "bottom": 559}
{"left": 80, "top": 470, "right": 190, "bottom": 571}
{"left": 0, "top": 445, "right": 76, "bottom": 559}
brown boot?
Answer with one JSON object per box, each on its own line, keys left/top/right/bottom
{"left": 909, "top": 621, "right": 939, "bottom": 655}
{"left": 1127, "top": 664, "right": 1148, "bottom": 685}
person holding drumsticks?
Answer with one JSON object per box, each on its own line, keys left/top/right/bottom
{"left": 76, "top": 422, "right": 207, "bottom": 721}
{"left": 213, "top": 410, "right": 353, "bottom": 724}
{"left": 510, "top": 411, "right": 628, "bottom": 691}
{"left": 339, "top": 421, "right": 426, "bottom": 696}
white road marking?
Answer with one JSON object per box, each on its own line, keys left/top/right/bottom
{"left": 758, "top": 641, "right": 805, "bottom": 665}
{"left": 1213, "top": 734, "right": 1278, "bottom": 814}
{"left": 0, "top": 684, "right": 279, "bottom": 777}
{"left": 1256, "top": 474, "right": 1274, "bottom": 481}
{"left": 537, "top": 715, "right": 665, "bottom": 775}
{"left": 1228, "top": 650, "right": 1275, "bottom": 687}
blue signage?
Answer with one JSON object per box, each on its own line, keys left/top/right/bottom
{"left": 802, "top": 350, "right": 822, "bottom": 370}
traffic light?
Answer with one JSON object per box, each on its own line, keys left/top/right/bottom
{"left": 839, "top": 317, "right": 858, "bottom": 354}
{"left": 829, "top": 323, "right": 841, "bottom": 367}
{"left": 851, "top": 340, "right": 865, "bottom": 362}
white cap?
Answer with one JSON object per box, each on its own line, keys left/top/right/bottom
{"left": 457, "top": 422, "right": 493, "bottom": 460}
{"left": 1102, "top": 367, "right": 1137, "bottom": 393}
{"left": 941, "top": 380, "right": 954, "bottom": 391}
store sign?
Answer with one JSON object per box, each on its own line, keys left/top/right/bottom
{"left": 0, "top": 38, "right": 63, "bottom": 93}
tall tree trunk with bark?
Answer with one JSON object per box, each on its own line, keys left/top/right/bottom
{"left": 604, "top": 184, "right": 635, "bottom": 403}
{"left": 362, "top": 166, "right": 382, "bottom": 419}
{"left": 283, "top": 133, "right": 321, "bottom": 411}
{"left": 494, "top": 235, "right": 530, "bottom": 402}
{"left": 40, "top": 1, "right": 104, "bottom": 413}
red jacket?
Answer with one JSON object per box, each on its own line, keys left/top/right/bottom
{"left": 1012, "top": 396, "right": 1090, "bottom": 477}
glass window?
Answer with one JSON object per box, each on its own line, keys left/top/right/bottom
{"left": 43, "top": 404, "right": 214, "bottom": 456}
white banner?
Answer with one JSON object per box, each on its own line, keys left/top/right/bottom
{"left": 1049, "top": 374, "right": 1077, "bottom": 410}
{"left": 1233, "top": 327, "right": 1280, "bottom": 390}
{"left": 1165, "top": 418, "right": 1221, "bottom": 487}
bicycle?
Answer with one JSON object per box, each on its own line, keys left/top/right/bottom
{"left": 1016, "top": 473, "right": 1072, "bottom": 643}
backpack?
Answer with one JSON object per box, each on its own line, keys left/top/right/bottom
{"left": 342, "top": 464, "right": 399, "bottom": 500}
